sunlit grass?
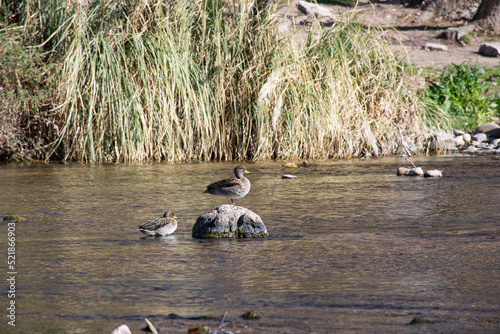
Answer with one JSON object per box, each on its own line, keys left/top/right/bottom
{"left": 20, "top": 0, "right": 446, "bottom": 162}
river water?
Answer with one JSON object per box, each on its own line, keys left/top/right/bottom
{"left": 0, "top": 155, "right": 499, "bottom": 333}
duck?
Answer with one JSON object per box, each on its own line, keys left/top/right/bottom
{"left": 139, "top": 210, "right": 177, "bottom": 236}
{"left": 203, "top": 165, "right": 251, "bottom": 205}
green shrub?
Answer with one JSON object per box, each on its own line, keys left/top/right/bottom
{"left": 426, "top": 64, "right": 499, "bottom": 130}
{"left": 0, "top": 29, "right": 58, "bottom": 160}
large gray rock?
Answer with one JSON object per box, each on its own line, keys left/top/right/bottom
{"left": 192, "top": 205, "right": 268, "bottom": 238}
{"left": 473, "top": 122, "right": 500, "bottom": 134}
{"left": 479, "top": 43, "right": 500, "bottom": 57}
{"left": 486, "top": 128, "right": 500, "bottom": 139}
{"left": 297, "top": 0, "right": 335, "bottom": 25}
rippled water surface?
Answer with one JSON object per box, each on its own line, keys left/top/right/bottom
{"left": 1, "top": 156, "right": 499, "bottom": 333}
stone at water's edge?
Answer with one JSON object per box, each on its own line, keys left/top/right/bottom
{"left": 192, "top": 205, "right": 268, "bottom": 238}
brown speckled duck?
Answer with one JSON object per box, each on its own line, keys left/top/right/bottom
{"left": 203, "top": 166, "right": 251, "bottom": 205}
{"left": 139, "top": 210, "right": 177, "bottom": 236}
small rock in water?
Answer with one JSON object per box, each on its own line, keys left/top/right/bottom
{"left": 282, "top": 174, "right": 297, "bottom": 179}
{"left": 397, "top": 167, "right": 423, "bottom": 176}
{"left": 2, "top": 215, "right": 25, "bottom": 222}
{"left": 110, "top": 324, "right": 132, "bottom": 334}
{"left": 241, "top": 310, "right": 262, "bottom": 320}
{"left": 282, "top": 162, "right": 298, "bottom": 168}
{"left": 410, "top": 167, "right": 424, "bottom": 176}
{"left": 424, "top": 169, "right": 443, "bottom": 177}
{"left": 408, "top": 316, "right": 431, "bottom": 325}
{"left": 453, "top": 129, "right": 465, "bottom": 136}
{"left": 187, "top": 326, "right": 213, "bottom": 334}
{"left": 397, "top": 167, "right": 411, "bottom": 176}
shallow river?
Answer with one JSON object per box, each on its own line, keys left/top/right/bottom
{"left": 0, "top": 155, "right": 499, "bottom": 333}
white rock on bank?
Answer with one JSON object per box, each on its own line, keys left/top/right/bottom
{"left": 463, "top": 133, "right": 471, "bottom": 143}
{"left": 454, "top": 135, "right": 465, "bottom": 147}
{"left": 423, "top": 43, "right": 448, "bottom": 52}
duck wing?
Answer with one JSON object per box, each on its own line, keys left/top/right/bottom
{"left": 139, "top": 218, "right": 172, "bottom": 231}
{"left": 205, "top": 177, "right": 242, "bottom": 191}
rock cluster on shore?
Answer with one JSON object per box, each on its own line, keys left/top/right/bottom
{"left": 453, "top": 121, "right": 500, "bottom": 154}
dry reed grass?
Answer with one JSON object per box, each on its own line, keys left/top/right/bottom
{"left": 22, "top": 0, "right": 446, "bottom": 162}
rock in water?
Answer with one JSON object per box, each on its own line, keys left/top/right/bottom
{"left": 424, "top": 170, "right": 443, "bottom": 177}
{"left": 397, "top": 166, "right": 424, "bottom": 176}
{"left": 111, "top": 324, "right": 132, "bottom": 334}
{"left": 192, "top": 205, "right": 268, "bottom": 238}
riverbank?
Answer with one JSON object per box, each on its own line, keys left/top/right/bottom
{"left": 0, "top": 0, "right": 498, "bottom": 163}
{"left": 310, "top": 1, "right": 500, "bottom": 70}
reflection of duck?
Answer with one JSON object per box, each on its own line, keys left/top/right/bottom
{"left": 203, "top": 166, "right": 251, "bottom": 205}
{"left": 139, "top": 210, "right": 177, "bottom": 236}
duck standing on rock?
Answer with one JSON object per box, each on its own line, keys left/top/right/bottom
{"left": 204, "top": 165, "right": 251, "bottom": 205}
{"left": 139, "top": 210, "right": 178, "bottom": 236}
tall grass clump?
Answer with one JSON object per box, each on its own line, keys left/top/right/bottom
{"left": 19, "top": 0, "right": 445, "bottom": 162}
{"left": 41, "top": 0, "right": 282, "bottom": 161}
{"left": 255, "top": 21, "right": 436, "bottom": 159}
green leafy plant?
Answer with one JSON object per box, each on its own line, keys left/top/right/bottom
{"left": 426, "top": 64, "right": 499, "bottom": 130}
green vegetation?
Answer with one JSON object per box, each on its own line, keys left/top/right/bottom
{"left": 459, "top": 35, "right": 470, "bottom": 45}
{"left": 0, "top": 27, "right": 58, "bottom": 160}
{"left": 1, "top": 0, "right": 445, "bottom": 162}
{"left": 425, "top": 64, "right": 500, "bottom": 130}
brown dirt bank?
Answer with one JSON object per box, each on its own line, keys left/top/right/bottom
{"left": 278, "top": 1, "right": 500, "bottom": 69}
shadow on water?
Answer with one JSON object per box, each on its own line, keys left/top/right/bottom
{"left": 0, "top": 155, "right": 499, "bottom": 333}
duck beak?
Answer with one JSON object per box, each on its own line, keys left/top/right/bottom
{"left": 244, "top": 170, "right": 252, "bottom": 174}
{"left": 173, "top": 215, "right": 178, "bottom": 219}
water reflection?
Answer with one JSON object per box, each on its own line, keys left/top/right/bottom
{"left": 0, "top": 156, "right": 499, "bottom": 333}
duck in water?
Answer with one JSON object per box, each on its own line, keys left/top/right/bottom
{"left": 139, "top": 210, "right": 177, "bottom": 236}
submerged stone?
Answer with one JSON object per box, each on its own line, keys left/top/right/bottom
{"left": 110, "top": 324, "right": 132, "bottom": 334}
{"left": 2, "top": 215, "right": 25, "bottom": 222}
{"left": 241, "top": 310, "right": 262, "bottom": 320}
{"left": 192, "top": 205, "right": 268, "bottom": 239}
{"left": 187, "top": 326, "right": 212, "bottom": 334}
{"left": 408, "top": 316, "right": 431, "bottom": 325}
